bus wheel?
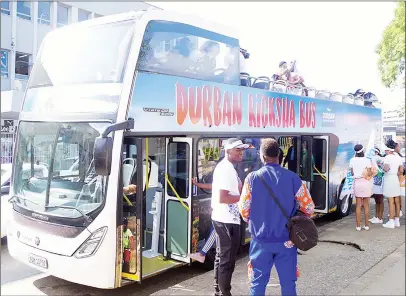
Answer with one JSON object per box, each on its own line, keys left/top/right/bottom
{"left": 336, "top": 188, "right": 352, "bottom": 218}
{"left": 203, "top": 248, "right": 216, "bottom": 270}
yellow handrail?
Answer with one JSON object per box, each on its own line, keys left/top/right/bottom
{"left": 123, "top": 193, "right": 133, "bottom": 206}
{"left": 313, "top": 165, "right": 327, "bottom": 181}
{"left": 165, "top": 173, "right": 190, "bottom": 211}
{"left": 145, "top": 138, "right": 149, "bottom": 191}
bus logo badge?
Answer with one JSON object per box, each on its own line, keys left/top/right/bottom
{"left": 322, "top": 108, "right": 336, "bottom": 127}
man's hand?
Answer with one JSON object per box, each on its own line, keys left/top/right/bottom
{"left": 123, "top": 184, "right": 137, "bottom": 195}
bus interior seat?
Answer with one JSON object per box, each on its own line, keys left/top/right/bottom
{"left": 330, "top": 93, "right": 343, "bottom": 102}
{"left": 240, "top": 72, "right": 251, "bottom": 87}
{"left": 252, "top": 76, "right": 271, "bottom": 90}
{"left": 271, "top": 81, "right": 287, "bottom": 93}
{"left": 122, "top": 158, "right": 136, "bottom": 187}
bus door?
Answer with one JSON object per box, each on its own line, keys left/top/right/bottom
{"left": 311, "top": 136, "right": 329, "bottom": 213}
{"left": 164, "top": 137, "right": 192, "bottom": 263}
{"left": 119, "top": 137, "right": 143, "bottom": 285}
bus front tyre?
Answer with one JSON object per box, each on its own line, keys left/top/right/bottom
{"left": 336, "top": 192, "right": 352, "bottom": 218}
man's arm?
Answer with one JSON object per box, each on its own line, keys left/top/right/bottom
{"left": 219, "top": 190, "right": 240, "bottom": 204}
{"left": 218, "top": 168, "right": 240, "bottom": 204}
{"left": 238, "top": 174, "right": 253, "bottom": 223}
{"left": 295, "top": 183, "right": 315, "bottom": 216}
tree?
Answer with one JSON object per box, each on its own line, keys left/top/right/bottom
{"left": 376, "top": 2, "right": 405, "bottom": 89}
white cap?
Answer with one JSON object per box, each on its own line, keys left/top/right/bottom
{"left": 224, "top": 138, "right": 249, "bottom": 150}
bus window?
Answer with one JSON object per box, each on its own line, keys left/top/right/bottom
{"left": 137, "top": 20, "right": 240, "bottom": 85}
{"left": 197, "top": 138, "right": 224, "bottom": 187}
{"left": 279, "top": 136, "right": 299, "bottom": 173}
{"left": 167, "top": 141, "right": 190, "bottom": 198}
{"left": 313, "top": 138, "right": 327, "bottom": 173}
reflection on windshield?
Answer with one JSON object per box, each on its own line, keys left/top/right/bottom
{"left": 13, "top": 121, "right": 109, "bottom": 220}
{"left": 29, "top": 20, "right": 135, "bottom": 88}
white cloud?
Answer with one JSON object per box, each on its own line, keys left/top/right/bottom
{"left": 150, "top": 2, "right": 404, "bottom": 110}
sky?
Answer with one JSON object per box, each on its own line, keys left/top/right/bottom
{"left": 149, "top": 1, "right": 404, "bottom": 111}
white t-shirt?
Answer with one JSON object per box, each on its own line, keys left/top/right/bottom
{"left": 211, "top": 158, "right": 241, "bottom": 225}
{"left": 349, "top": 157, "right": 372, "bottom": 178}
{"left": 384, "top": 154, "right": 403, "bottom": 176}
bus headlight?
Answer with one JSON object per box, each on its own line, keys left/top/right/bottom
{"left": 74, "top": 227, "right": 107, "bottom": 259}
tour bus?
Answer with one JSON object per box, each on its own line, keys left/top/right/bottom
{"left": 6, "top": 9, "right": 382, "bottom": 289}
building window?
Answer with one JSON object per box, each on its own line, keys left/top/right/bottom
{"left": 57, "top": 4, "right": 69, "bottom": 27}
{"left": 38, "top": 1, "right": 51, "bottom": 24}
{"left": 15, "top": 52, "right": 31, "bottom": 79}
{"left": 17, "top": 1, "right": 31, "bottom": 20}
{"left": 1, "top": 1, "right": 10, "bottom": 15}
{"left": 1, "top": 50, "right": 9, "bottom": 78}
{"left": 78, "top": 9, "right": 90, "bottom": 22}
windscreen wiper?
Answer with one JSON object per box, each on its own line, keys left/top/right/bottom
{"left": 44, "top": 205, "right": 93, "bottom": 225}
{"left": 8, "top": 195, "right": 40, "bottom": 207}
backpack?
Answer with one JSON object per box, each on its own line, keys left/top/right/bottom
{"left": 258, "top": 172, "right": 318, "bottom": 251}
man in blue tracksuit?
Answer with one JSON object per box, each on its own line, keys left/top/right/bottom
{"left": 239, "top": 138, "right": 315, "bottom": 296}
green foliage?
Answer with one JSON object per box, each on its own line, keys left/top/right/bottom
{"left": 376, "top": 2, "right": 405, "bottom": 88}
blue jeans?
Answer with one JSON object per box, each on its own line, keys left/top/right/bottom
{"left": 249, "top": 240, "right": 297, "bottom": 296}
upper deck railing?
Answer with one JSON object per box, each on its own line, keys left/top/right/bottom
{"left": 239, "top": 73, "right": 380, "bottom": 108}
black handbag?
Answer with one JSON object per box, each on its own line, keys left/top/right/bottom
{"left": 258, "top": 173, "right": 318, "bottom": 251}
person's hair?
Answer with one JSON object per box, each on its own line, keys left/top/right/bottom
{"left": 261, "top": 138, "right": 280, "bottom": 158}
{"left": 386, "top": 139, "right": 396, "bottom": 150}
{"left": 354, "top": 144, "right": 364, "bottom": 157}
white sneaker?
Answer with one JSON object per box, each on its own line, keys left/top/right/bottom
{"left": 371, "top": 218, "right": 383, "bottom": 224}
{"left": 356, "top": 227, "right": 361, "bottom": 231}
{"left": 383, "top": 220, "right": 395, "bottom": 229}
{"left": 369, "top": 217, "right": 377, "bottom": 223}
{"left": 394, "top": 218, "right": 400, "bottom": 227}
{"left": 362, "top": 226, "right": 370, "bottom": 231}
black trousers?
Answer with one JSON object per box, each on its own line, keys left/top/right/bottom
{"left": 212, "top": 221, "right": 241, "bottom": 296}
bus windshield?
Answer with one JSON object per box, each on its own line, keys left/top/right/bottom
{"left": 29, "top": 20, "right": 136, "bottom": 88}
{"left": 12, "top": 121, "right": 109, "bottom": 220}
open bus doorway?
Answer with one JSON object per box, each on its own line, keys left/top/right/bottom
{"left": 119, "top": 137, "right": 190, "bottom": 285}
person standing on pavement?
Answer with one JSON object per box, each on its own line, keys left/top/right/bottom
{"left": 349, "top": 144, "right": 375, "bottom": 231}
{"left": 211, "top": 138, "right": 249, "bottom": 296}
{"left": 394, "top": 142, "right": 404, "bottom": 216}
{"left": 369, "top": 147, "right": 385, "bottom": 224}
{"left": 238, "top": 138, "right": 315, "bottom": 296}
{"left": 382, "top": 140, "right": 403, "bottom": 229}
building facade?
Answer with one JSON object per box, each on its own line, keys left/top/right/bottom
{"left": 0, "top": 1, "right": 159, "bottom": 163}
{"left": 383, "top": 109, "right": 405, "bottom": 148}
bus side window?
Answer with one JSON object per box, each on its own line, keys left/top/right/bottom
{"left": 313, "top": 138, "right": 327, "bottom": 173}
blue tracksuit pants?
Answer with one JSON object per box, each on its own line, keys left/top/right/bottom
{"left": 248, "top": 240, "right": 297, "bottom": 296}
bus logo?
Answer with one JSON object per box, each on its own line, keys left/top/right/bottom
{"left": 32, "top": 213, "right": 49, "bottom": 221}
{"left": 322, "top": 108, "right": 336, "bottom": 126}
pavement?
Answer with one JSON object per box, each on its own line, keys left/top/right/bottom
{"left": 1, "top": 200, "right": 405, "bottom": 295}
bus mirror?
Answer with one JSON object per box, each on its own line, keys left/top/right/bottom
{"left": 94, "top": 137, "right": 113, "bottom": 176}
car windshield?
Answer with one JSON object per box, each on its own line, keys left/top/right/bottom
{"left": 12, "top": 121, "right": 109, "bottom": 219}
{"left": 28, "top": 20, "right": 135, "bottom": 88}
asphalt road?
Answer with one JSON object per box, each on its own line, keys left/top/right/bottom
{"left": 0, "top": 212, "right": 340, "bottom": 288}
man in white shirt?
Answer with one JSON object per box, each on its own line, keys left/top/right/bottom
{"left": 211, "top": 138, "right": 249, "bottom": 296}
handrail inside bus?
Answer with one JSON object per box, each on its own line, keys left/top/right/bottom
{"left": 165, "top": 173, "right": 190, "bottom": 212}
{"left": 146, "top": 138, "right": 149, "bottom": 191}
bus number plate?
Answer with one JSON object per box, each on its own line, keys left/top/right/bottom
{"left": 28, "top": 253, "right": 48, "bottom": 269}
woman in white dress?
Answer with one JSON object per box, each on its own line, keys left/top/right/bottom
{"left": 349, "top": 144, "right": 376, "bottom": 231}
{"left": 382, "top": 140, "right": 403, "bottom": 229}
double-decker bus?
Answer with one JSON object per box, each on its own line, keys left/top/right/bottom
{"left": 6, "top": 9, "right": 381, "bottom": 289}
